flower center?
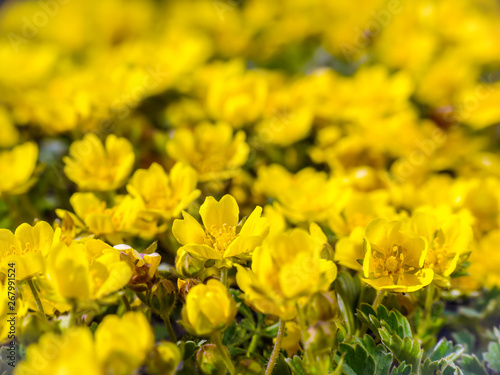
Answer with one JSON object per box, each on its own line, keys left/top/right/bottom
{"left": 204, "top": 223, "right": 237, "bottom": 252}
{"left": 372, "top": 244, "right": 414, "bottom": 278}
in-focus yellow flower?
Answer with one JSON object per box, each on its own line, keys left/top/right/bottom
{"left": 236, "top": 224, "right": 337, "bottom": 320}
{"left": 363, "top": 218, "right": 433, "bottom": 293}
{"left": 407, "top": 212, "right": 473, "bottom": 283}
{"left": 0, "top": 142, "right": 39, "bottom": 196}
{"left": 127, "top": 162, "right": 200, "bottom": 219}
{"left": 172, "top": 194, "right": 269, "bottom": 265}
{"left": 0, "top": 221, "right": 54, "bottom": 280}
{"left": 46, "top": 240, "right": 132, "bottom": 301}
{"left": 63, "top": 133, "right": 135, "bottom": 191}
{"left": 15, "top": 328, "right": 102, "bottom": 375}
{"left": 95, "top": 312, "right": 155, "bottom": 375}
{"left": 166, "top": 122, "right": 249, "bottom": 181}
{"left": 181, "top": 279, "right": 237, "bottom": 337}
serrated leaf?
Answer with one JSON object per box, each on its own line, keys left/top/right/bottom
{"left": 286, "top": 356, "right": 308, "bottom": 375}
{"left": 379, "top": 327, "right": 422, "bottom": 371}
{"left": 460, "top": 354, "right": 488, "bottom": 375}
{"left": 427, "top": 338, "right": 464, "bottom": 363}
{"left": 421, "top": 339, "right": 463, "bottom": 375}
{"left": 356, "top": 304, "right": 412, "bottom": 341}
{"left": 484, "top": 340, "right": 500, "bottom": 372}
{"left": 340, "top": 343, "right": 376, "bottom": 375}
{"left": 391, "top": 361, "right": 412, "bottom": 375}
{"left": 352, "top": 335, "right": 393, "bottom": 375}
{"left": 272, "top": 353, "right": 292, "bottom": 375}
{"left": 452, "top": 330, "right": 476, "bottom": 354}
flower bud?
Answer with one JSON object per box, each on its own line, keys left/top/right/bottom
{"left": 147, "top": 341, "right": 182, "bottom": 375}
{"left": 196, "top": 344, "right": 228, "bottom": 375}
{"left": 150, "top": 279, "right": 177, "bottom": 318}
{"left": 176, "top": 248, "right": 206, "bottom": 278}
{"left": 181, "top": 279, "right": 237, "bottom": 337}
{"left": 305, "top": 291, "right": 338, "bottom": 323}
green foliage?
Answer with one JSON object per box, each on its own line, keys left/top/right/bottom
{"left": 484, "top": 327, "right": 500, "bottom": 372}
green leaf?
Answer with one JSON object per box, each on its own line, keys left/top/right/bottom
{"left": 451, "top": 330, "right": 476, "bottom": 354}
{"left": 390, "top": 361, "right": 412, "bottom": 375}
{"left": 460, "top": 354, "right": 488, "bottom": 375}
{"left": 340, "top": 342, "right": 376, "bottom": 375}
{"left": 484, "top": 327, "right": 500, "bottom": 372}
{"left": 427, "top": 338, "right": 464, "bottom": 363}
{"left": 421, "top": 338, "right": 463, "bottom": 375}
{"left": 353, "top": 335, "right": 393, "bottom": 375}
{"left": 379, "top": 327, "right": 423, "bottom": 371}
{"left": 286, "top": 356, "right": 308, "bottom": 375}
{"left": 356, "top": 304, "right": 412, "bottom": 340}
{"left": 179, "top": 340, "right": 200, "bottom": 361}
{"left": 272, "top": 353, "right": 292, "bottom": 375}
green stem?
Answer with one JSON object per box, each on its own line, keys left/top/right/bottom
{"left": 212, "top": 334, "right": 235, "bottom": 375}
{"left": 70, "top": 299, "right": 79, "bottom": 326}
{"left": 19, "top": 194, "right": 40, "bottom": 221}
{"left": 220, "top": 268, "right": 228, "bottom": 288}
{"left": 246, "top": 331, "right": 260, "bottom": 357}
{"left": 265, "top": 319, "right": 285, "bottom": 375}
{"left": 164, "top": 315, "right": 177, "bottom": 342}
{"left": 27, "top": 278, "right": 46, "bottom": 319}
{"left": 425, "top": 283, "right": 435, "bottom": 320}
{"left": 372, "top": 290, "right": 386, "bottom": 310}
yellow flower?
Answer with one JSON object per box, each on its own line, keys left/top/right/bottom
{"left": 363, "top": 218, "right": 433, "bottom": 293}
{"left": 0, "top": 221, "right": 54, "bottom": 281}
{"left": 63, "top": 133, "right": 135, "bottom": 191}
{"left": 407, "top": 212, "right": 473, "bottom": 282}
{"left": 181, "top": 279, "right": 237, "bottom": 337}
{"left": 95, "top": 312, "right": 155, "bottom": 375}
{"left": 257, "top": 164, "right": 350, "bottom": 223}
{"left": 166, "top": 122, "right": 249, "bottom": 181}
{"left": 63, "top": 192, "right": 143, "bottom": 244}
{"left": 206, "top": 69, "right": 268, "bottom": 128}
{"left": 15, "top": 328, "right": 102, "bottom": 375}
{"left": 0, "top": 106, "right": 19, "bottom": 148}
{"left": 236, "top": 224, "right": 337, "bottom": 320}
{"left": 46, "top": 241, "right": 132, "bottom": 301}
{"left": 127, "top": 162, "right": 200, "bottom": 219}
{"left": 466, "top": 229, "right": 500, "bottom": 289}
{"left": 0, "top": 142, "right": 39, "bottom": 196}
{"left": 172, "top": 194, "right": 269, "bottom": 264}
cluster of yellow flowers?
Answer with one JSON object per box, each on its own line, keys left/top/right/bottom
{"left": 2, "top": 0, "right": 500, "bottom": 374}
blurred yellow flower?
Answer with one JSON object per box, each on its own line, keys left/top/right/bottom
{"left": 63, "top": 133, "right": 135, "bottom": 191}
{"left": 236, "top": 224, "right": 337, "bottom": 320}
{"left": 206, "top": 69, "right": 268, "bottom": 128}
{"left": 63, "top": 192, "right": 143, "bottom": 244}
{"left": 166, "top": 122, "right": 249, "bottom": 181}
{"left": 363, "top": 218, "right": 433, "bottom": 293}
{"left": 0, "top": 142, "right": 39, "bottom": 196}
{"left": 0, "top": 221, "right": 54, "bottom": 281}
{"left": 95, "top": 312, "right": 154, "bottom": 375}
{"left": 15, "top": 328, "right": 102, "bottom": 375}
{"left": 46, "top": 240, "right": 132, "bottom": 301}
{"left": 181, "top": 279, "right": 237, "bottom": 337}
{"left": 127, "top": 162, "right": 200, "bottom": 219}
{"left": 257, "top": 164, "right": 350, "bottom": 223}
{"left": 173, "top": 194, "right": 269, "bottom": 264}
